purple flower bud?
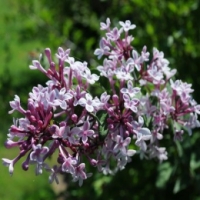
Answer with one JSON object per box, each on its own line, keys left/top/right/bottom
{"left": 107, "top": 107, "right": 115, "bottom": 115}
{"left": 22, "top": 156, "right": 30, "bottom": 171}
{"left": 45, "top": 48, "right": 52, "bottom": 63}
{"left": 112, "top": 94, "right": 119, "bottom": 106}
{"left": 5, "top": 139, "right": 21, "bottom": 149}
{"left": 71, "top": 114, "right": 78, "bottom": 123}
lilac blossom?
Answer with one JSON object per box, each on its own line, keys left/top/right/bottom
{"left": 49, "top": 124, "right": 65, "bottom": 139}
{"left": 97, "top": 59, "right": 116, "bottom": 78}
{"left": 115, "top": 68, "right": 133, "bottom": 81}
{"left": 30, "top": 144, "right": 49, "bottom": 164}
{"left": 113, "top": 135, "right": 131, "bottom": 154}
{"left": 81, "top": 68, "right": 99, "bottom": 84}
{"left": 100, "top": 92, "right": 110, "bottom": 106}
{"left": 53, "top": 88, "right": 73, "bottom": 109}
{"left": 78, "top": 93, "right": 99, "bottom": 112}
{"left": 48, "top": 165, "right": 60, "bottom": 184}
{"left": 72, "top": 163, "right": 92, "bottom": 186}
{"left": 149, "top": 146, "right": 168, "bottom": 162}
{"left": 79, "top": 121, "right": 94, "bottom": 144}
{"left": 2, "top": 18, "right": 200, "bottom": 186}
{"left": 100, "top": 18, "right": 111, "bottom": 30}
{"left": 63, "top": 126, "right": 81, "bottom": 144}
{"left": 119, "top": 20, "right": 136, "bottom": 32}
{"left": 9, "top": 95, "right": 26, "bottom": 114}
{"left": 123, "top": 93, "right": 139, "bottom": 113}
{"left": 132, "top": 117, "right": 152, "bottom": 152}
{"left": 106, "top": 27, "right": 121, "bottom": 41}
{"left": 56, "top": 47, "right": 70, "bottom": 62}
{"left": 2, "top": 158, "right": 14, "bottom": 175}
{"left": 121, "top": 80, "right": 140, "bottom": 98}
{"left": 94, "top": 38, "right": 110, "bottom": 59}
{"left": 29, "top": 60, "right": 47, "bottom": 74}
{"left": 170, "top": 79, "right": 194, "bottom": 103}
{"left": 62, "top": 156, "right": 77, "bottom": 174}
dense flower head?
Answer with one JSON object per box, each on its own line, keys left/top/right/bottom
{"left": 2, "top": 18, "right": 200, "bottom": 186}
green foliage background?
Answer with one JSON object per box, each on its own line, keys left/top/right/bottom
{"left": 0, "top": 0, "right": 200, "bottom": 199}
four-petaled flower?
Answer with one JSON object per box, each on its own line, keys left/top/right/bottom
{"left": 53, "top": 88, "right": 73, "bottom": 109}
{"left": 63, "top": 126, "right": 81, "bottom": 144}
{"left": 78, "top": 93, "right": 97, "bottom": 112}
{"left": 121, "top": 80, "right": 140, "bottom": 98}
{"left": 119, "top": 20, "right": 136, "bottom": 32}
{"left": 123, "top": 93, "right": 139, "bottom": 112}
{"left": 113, "top": 135, "right": 131, "bottom": 154}
{"left": 79, "top": 121, "right": 94, "bottom": 144}
{"left": 72, "top": 163, "right": 92, "bottom": 186}
{"left": 30, "top": 144, "right": 49, "bottom": 164}
{"left": 62, "top": 157, "right": 77, "bottom": 174}
{"left": 106, "top": 27, "right": 121, "bottom": 41}
{"left": 56, "top": 47, "right": 70, "bottom": 62}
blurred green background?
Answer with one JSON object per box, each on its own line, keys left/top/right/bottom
{"left": 1, "top": 0, "right": 200, "bottom": 199}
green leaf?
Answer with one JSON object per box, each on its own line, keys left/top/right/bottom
{"left": 99, "top": 123, "right": 108, "bottom": 137}
{"left": 96, "top": 110, "right": 108, "bottom": 125}
{"left": 156, "top": 162, "right": 173, "bottom": 188}
{"left": 173, "top": 178, "right": 181, "bottom": 193}
{"left": 190, "top": 153, "right": 200, "bottom": 177}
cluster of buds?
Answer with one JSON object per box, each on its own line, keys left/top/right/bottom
{"left": 2, "top": 18, "right": 200, "bottom": 186}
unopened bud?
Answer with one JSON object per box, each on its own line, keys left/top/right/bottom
{"left": 22, "top": 159, "right": 30, "bottom": 171}
{"left": 45, "top": 48, "right": 52, "bottom": 63}
{"left": 90, "top": 159, "right": 97, "bottom": 166}
{"left": 112, "top": 94, "right": 119, "bottom": 106}
{"left": 71, "top": 114, "right": 78, "bottom": 123}
{"left": 107, "top": 107, "right": 114, "bottom": 115}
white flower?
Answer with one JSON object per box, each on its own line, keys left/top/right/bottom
{"left": 119, "top": 20, "right": 136, "bottom": 32}
{"left": 115, "top": 68, "right": 133, "bottom": 81}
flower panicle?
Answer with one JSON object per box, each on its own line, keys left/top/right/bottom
{"left": 3, "top": 18, "right": 200, "bottom": 186}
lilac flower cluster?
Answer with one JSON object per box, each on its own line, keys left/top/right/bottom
{"left": 2, "top": 18, "right": 200, "bottom": 186}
